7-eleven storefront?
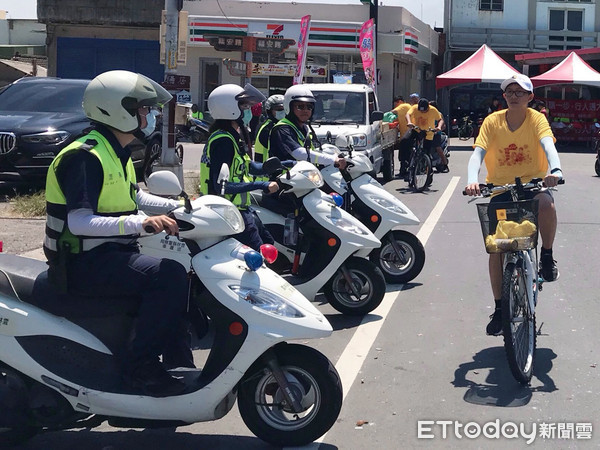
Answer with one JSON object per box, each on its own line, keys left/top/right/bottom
{"left": 179, "top": 15, "right": 423, "bottom": 114}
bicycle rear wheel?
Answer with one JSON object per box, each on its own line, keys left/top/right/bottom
{"left": 501, "top": 261, "right": 536, "bottom": 384}
{"left": 410, "top": 152, "right": 432, "bottom": 192}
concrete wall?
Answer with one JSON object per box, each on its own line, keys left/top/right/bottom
{"left": 38, "top": 0, "right": 162, "bottom": 26}
{"left": 0, "top": 19, "right": 46, "bottom": 46}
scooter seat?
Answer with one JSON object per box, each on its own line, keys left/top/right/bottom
{"left": 0, "top": 254, "right": 139, "bottom": 318}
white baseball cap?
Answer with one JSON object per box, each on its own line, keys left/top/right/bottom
{"left": 501, "top": 74, "right": 533, "bottom": 92}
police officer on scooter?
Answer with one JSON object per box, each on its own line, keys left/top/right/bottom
{"left": 254, "top": 94, "right": 285, "bottom": 165}
{"left": 44, "top": 70, "right": 192, "bottom": 397}
{"left": 270, "top": 85, "right": 346, "bottom": 169}
{"left": 199, "top": 84, "right": 279, "bottom": 251}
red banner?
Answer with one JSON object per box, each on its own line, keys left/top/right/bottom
{"left": 359, "top": 19, "right": 376, "bottom": 93}
{"left": 545, "top": 98, "right": 600, "bottom": 142}
{"left": 293, "top": 15, "right": 311, "bottom": 85}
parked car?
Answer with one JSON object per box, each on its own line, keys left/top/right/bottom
{"left": 0, "top": 76, "right": 159, "bottom": 186}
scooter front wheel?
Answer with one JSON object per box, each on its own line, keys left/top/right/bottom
{"left": 370, "top": 230, "right": 425, "bottom": 284}
{"left": 595, "top": 157, "right": 600, "bottom": 176}
{"left": 324, "top": 257, "right": 385, "bottom": 315}
{"left": 238, "top": 344, "right": 342, "bottom": 447}
{"left": 0, "top": 366, "right": 40, "bottom": 446}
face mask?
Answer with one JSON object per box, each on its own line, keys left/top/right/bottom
{"left": 141, "top": 110, "right": 156, "bottom": 137}
{"left": 274, "top": 110, "right": 286, "bottom": 120}
{"left": 242, "top": 109, "right": 252, "bottom": 126}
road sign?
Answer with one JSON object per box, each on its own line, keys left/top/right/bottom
{"left": 162, "top": 74, "right": 190, "bottom": 91}
{"left": 176, "top": 90, "right": 192, "bottom": 103}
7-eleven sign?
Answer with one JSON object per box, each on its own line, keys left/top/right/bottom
{"left": 404, "top": 30, "right": 418, "bottom": 55}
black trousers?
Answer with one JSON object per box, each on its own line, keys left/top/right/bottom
{"left": 236, "top": 208, "right": 275, "bottom": 251}
{"left": 67, "top": 244, "right": 193, "bottom": 370}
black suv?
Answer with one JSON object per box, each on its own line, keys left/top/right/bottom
{"left": 0, "top": 77, "right": 159, "bottom": 186}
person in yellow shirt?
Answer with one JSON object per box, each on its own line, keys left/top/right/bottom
{"left": 392, "top": 97, "right": 411, "bottom": 140}
{"left": 463, "top": 74, "right": 563, "bottom": 336}
{"left": 398, "top": 98, "right": 445, "bottom": 179}
{"left": 396, "top": 93, "right": 420, "bottom": 176}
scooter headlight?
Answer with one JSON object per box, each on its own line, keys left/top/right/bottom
{"left": 328, "top": 215, "right": 369, "bottom": 235}
{"left": 206, "top": 203, "right": 244, "bottom": 233}
{"left": 365, "top": 195, "right": 408, "bottom": 215}
{"left": 298, "top": 169, "right": 324, "bottom": 188}
{"left": 229, "top": 285, "right": 305, "bottom": 318}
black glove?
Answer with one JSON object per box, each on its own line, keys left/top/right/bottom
{"left": 282, "top": 160, "right": 297, "bottom": 168}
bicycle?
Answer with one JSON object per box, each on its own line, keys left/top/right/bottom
{"left": 457, "top": 115, "right": 474, "bottom": 141}
{"left": 466, "top": 177, "right": 564, "bottom": 384}
{"left": 406, "top": 126, "right": 434, "bottom": 192}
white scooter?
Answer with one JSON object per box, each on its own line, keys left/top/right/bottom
{"left": 0, "top": 171, "right": 342, "bottom": 448}
{"left": 251, "top": 158, "right": 386, "bottom": 316}
{"left": 320, "top": 134, "right": 426, "bottom": 284}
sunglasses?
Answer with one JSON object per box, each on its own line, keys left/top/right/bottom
{"left": 504, "top": 90, "right": 529, "bottom": 98}
{"left": 294, "top": 104, "right": 314, "bottom": 111}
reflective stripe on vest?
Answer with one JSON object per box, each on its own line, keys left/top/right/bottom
{"left": 44, "top": 130, "right": 138, "bottom": 260}
{"left": 199, "top": 130, "right": 251, "bottom": 208}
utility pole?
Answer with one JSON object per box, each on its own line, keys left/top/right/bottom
{"left": 156, "top": 0, "right": 184, "bottom": 185}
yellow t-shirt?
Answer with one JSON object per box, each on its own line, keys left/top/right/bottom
{"left": 407, "top": 104, "right": 442, "bottom": 140}
{"left": 392, "top": 103, "right": 411, "bottom": 136}
{"left": 474, "top": 109, "right": 555, "bottom": 185}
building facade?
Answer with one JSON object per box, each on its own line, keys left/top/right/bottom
{"left": 37, "top": 0, "right": 440, "bottom": 112}
{"left": 179, "top": 1, "right": 440, "bottom": 112}
{"left": 442, "top": 0, "right": 600, "bottom": 124}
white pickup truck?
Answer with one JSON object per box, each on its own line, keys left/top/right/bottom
{"left": 305, "top": 83, "right": 397, "bottom": 181}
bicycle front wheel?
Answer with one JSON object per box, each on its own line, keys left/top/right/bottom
{"left": 410, "top": 152, "right": 432, "bottom": 192}
{"left": 501, "top": 261, "right": 536, "bottom": 385}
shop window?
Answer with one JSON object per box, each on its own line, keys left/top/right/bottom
{"left": 479, "top": 0, "right": 503, "bottom": 11}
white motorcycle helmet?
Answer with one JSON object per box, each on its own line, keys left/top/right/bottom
{"left": 208, "top": 84, "right": 266, "bottom": 120}
{"left": 83, "top": 70, "right": 172, "bottom": 133}
{"left": 283, "top": 85, "right": 315, "bottom": 115}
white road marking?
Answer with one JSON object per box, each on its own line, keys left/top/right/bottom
{"left": 287, "top": 176, "right": 461, "bottom": 449}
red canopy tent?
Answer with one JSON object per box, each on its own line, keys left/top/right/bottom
{"left": 436, "top": 44, "right": 520, "bottom": 90}
{"left": 530, "top": 52, "right": 600, "bottom": 88}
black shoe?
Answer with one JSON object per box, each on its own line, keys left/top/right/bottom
{"left": 437, "top": 164, "right": 449, "bottom": 173}
{"left": 539, "top": 252, "right": 559, "bottom": 282}
{"left": 127, "top": 359, "right": 186, "bottom": 397}
{"left": 486, "top": 308, "right": 502, "bottom": 336}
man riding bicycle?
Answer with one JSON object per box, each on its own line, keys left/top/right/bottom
{"left": 401, "top": 98, "right": 446, "bottom": 180}
{"left": 463, "top": 74, "right": 563, "bottom": 336}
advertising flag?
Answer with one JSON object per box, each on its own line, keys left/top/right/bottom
{"left": 359, "top": 18, "right": 376, "bottom": 92}
{"left": 293, "top": 15, "right": 311, "bottom": 85}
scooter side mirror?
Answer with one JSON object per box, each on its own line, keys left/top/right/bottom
{"left": 218, "top": 163, "right": 230, "bottom": 184}
{"left": 147, "top": 170, "right": 184, "bottom": 197}
{"left": 218, "top": 163, "right": 230, "bottom": 196}
{"left": 262, "top": 157, "right": 283, "bottom": 175}
{"left": 334, "top": 133, "right": 350, "bottom": 149}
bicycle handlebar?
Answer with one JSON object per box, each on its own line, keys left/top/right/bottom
{"left": 462, "top": 177, "right": 565, "bottom": 197}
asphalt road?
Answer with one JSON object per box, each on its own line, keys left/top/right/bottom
{"left": 2, "top": 140, "right": 599, "bottom": 449}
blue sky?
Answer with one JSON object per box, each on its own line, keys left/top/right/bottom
{"left": 0, "top": 0, "right": 444, "bottom": 28}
